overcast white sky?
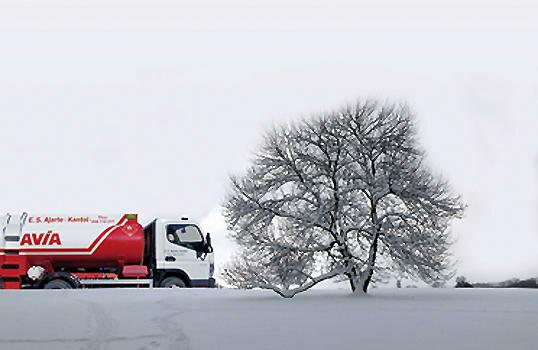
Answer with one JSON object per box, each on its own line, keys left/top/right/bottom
{"left": 0, "top": 0, "right": 536, "bottom": 282}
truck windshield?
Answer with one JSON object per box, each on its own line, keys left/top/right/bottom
{"left": 166, "top": 224, "right": 204, "bottom": 251}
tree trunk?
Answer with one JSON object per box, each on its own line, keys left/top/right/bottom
{"left": 360, "top": 229, "right": 380, "bottom": 293}
{"left": 348, "top": 267, "right": 361, "bottom": 293}
{"left": 358, "top": 195, "right": 381, "bottom": 294}
{"left": 361, "top": 255, "right": 376, "bottom": 292}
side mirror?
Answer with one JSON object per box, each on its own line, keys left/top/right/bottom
{"left": 205, "top": 233, "right": 213, "bottom": 253}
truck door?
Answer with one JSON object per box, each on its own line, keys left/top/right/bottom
{"left": 163, "top": 223, "right": 208, "bottom": 280}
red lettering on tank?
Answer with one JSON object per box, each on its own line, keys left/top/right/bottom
{"left": 20, "top": 234, "right": 32, "bottom": 246}
{"left": 42, "top": 232, "right": 51, "bottom": 245}
{"left": 48, "top": 233, "right": 61, "bottom": 245}
{"left": 68, "top": 217, "right": 89, "bottom": 223}
{"left": 31, "top": 233, "right": 45, "bottom": 245}
{"left": 44, "top": 217, "right": 64, "bottom": 224}
{"left": 20, "top": 231, "right": 61, "bottom": 246}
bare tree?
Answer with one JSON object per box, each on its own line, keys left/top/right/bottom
{"left": 222, "top": 100, "right": 465, "bottom": 297}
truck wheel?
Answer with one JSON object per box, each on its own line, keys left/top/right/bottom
{"left": 43, "top": 279, "right": 73, "bottom": 289}
{"left": 160, "top": 276, "right": 186, "bottom": 288}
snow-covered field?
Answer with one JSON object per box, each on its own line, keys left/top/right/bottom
{"left": 0, "top": 288, "right": 535, "bottom": 350}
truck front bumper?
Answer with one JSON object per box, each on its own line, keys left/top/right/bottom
{"left": 190, "top": 278, "right": 215, "bottom": 288}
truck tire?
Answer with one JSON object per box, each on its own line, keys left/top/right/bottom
{"left": 43, "top": 279, "right": 73, "bottom": 289}
{"left": 160, "top": 276, "right": 186, "bottom": 288}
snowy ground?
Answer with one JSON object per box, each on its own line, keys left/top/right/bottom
{"left": 0, "top": 288, "right": 536, "bottom": 350}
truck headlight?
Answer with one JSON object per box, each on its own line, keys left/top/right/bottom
{"left": 209, "top": 262, "right": 215, "bottom": 278}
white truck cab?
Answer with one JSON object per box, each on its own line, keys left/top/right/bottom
{"left": 144, "top": 217, "right": 215, "bottom": 288}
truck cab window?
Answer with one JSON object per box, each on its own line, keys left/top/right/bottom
{"left": 166, "top": 224, "right": 204, "bottom": 251}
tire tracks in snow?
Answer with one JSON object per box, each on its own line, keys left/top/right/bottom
{"left": 74, "top": 297, "right": 162, "bottom": 350}
{"left": 75, "top": 295, "right": 193, "bottom": 350}
{"left": 76, "top": 298, "right": 117, "bottom": 350}
{"left": 0, "top": 294, "right": 192, "bottom": 350}
{"left": 151, "top": 297, "right": 192, "bottom": 350}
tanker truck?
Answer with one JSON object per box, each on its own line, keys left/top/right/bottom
{"left": 0, "top": 213, "right": 215, "bottom": 289}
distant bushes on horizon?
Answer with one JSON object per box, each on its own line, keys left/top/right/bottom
{"left": 455, "top": 276, "right": 538, "bottom": 289}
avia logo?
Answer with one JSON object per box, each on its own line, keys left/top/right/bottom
{"left": 20, "top": 231, "right": 62, "bottom": 246}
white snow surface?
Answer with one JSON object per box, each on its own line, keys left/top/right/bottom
{"left": 0, "top": 288, "right": 536, "bottom": 349}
